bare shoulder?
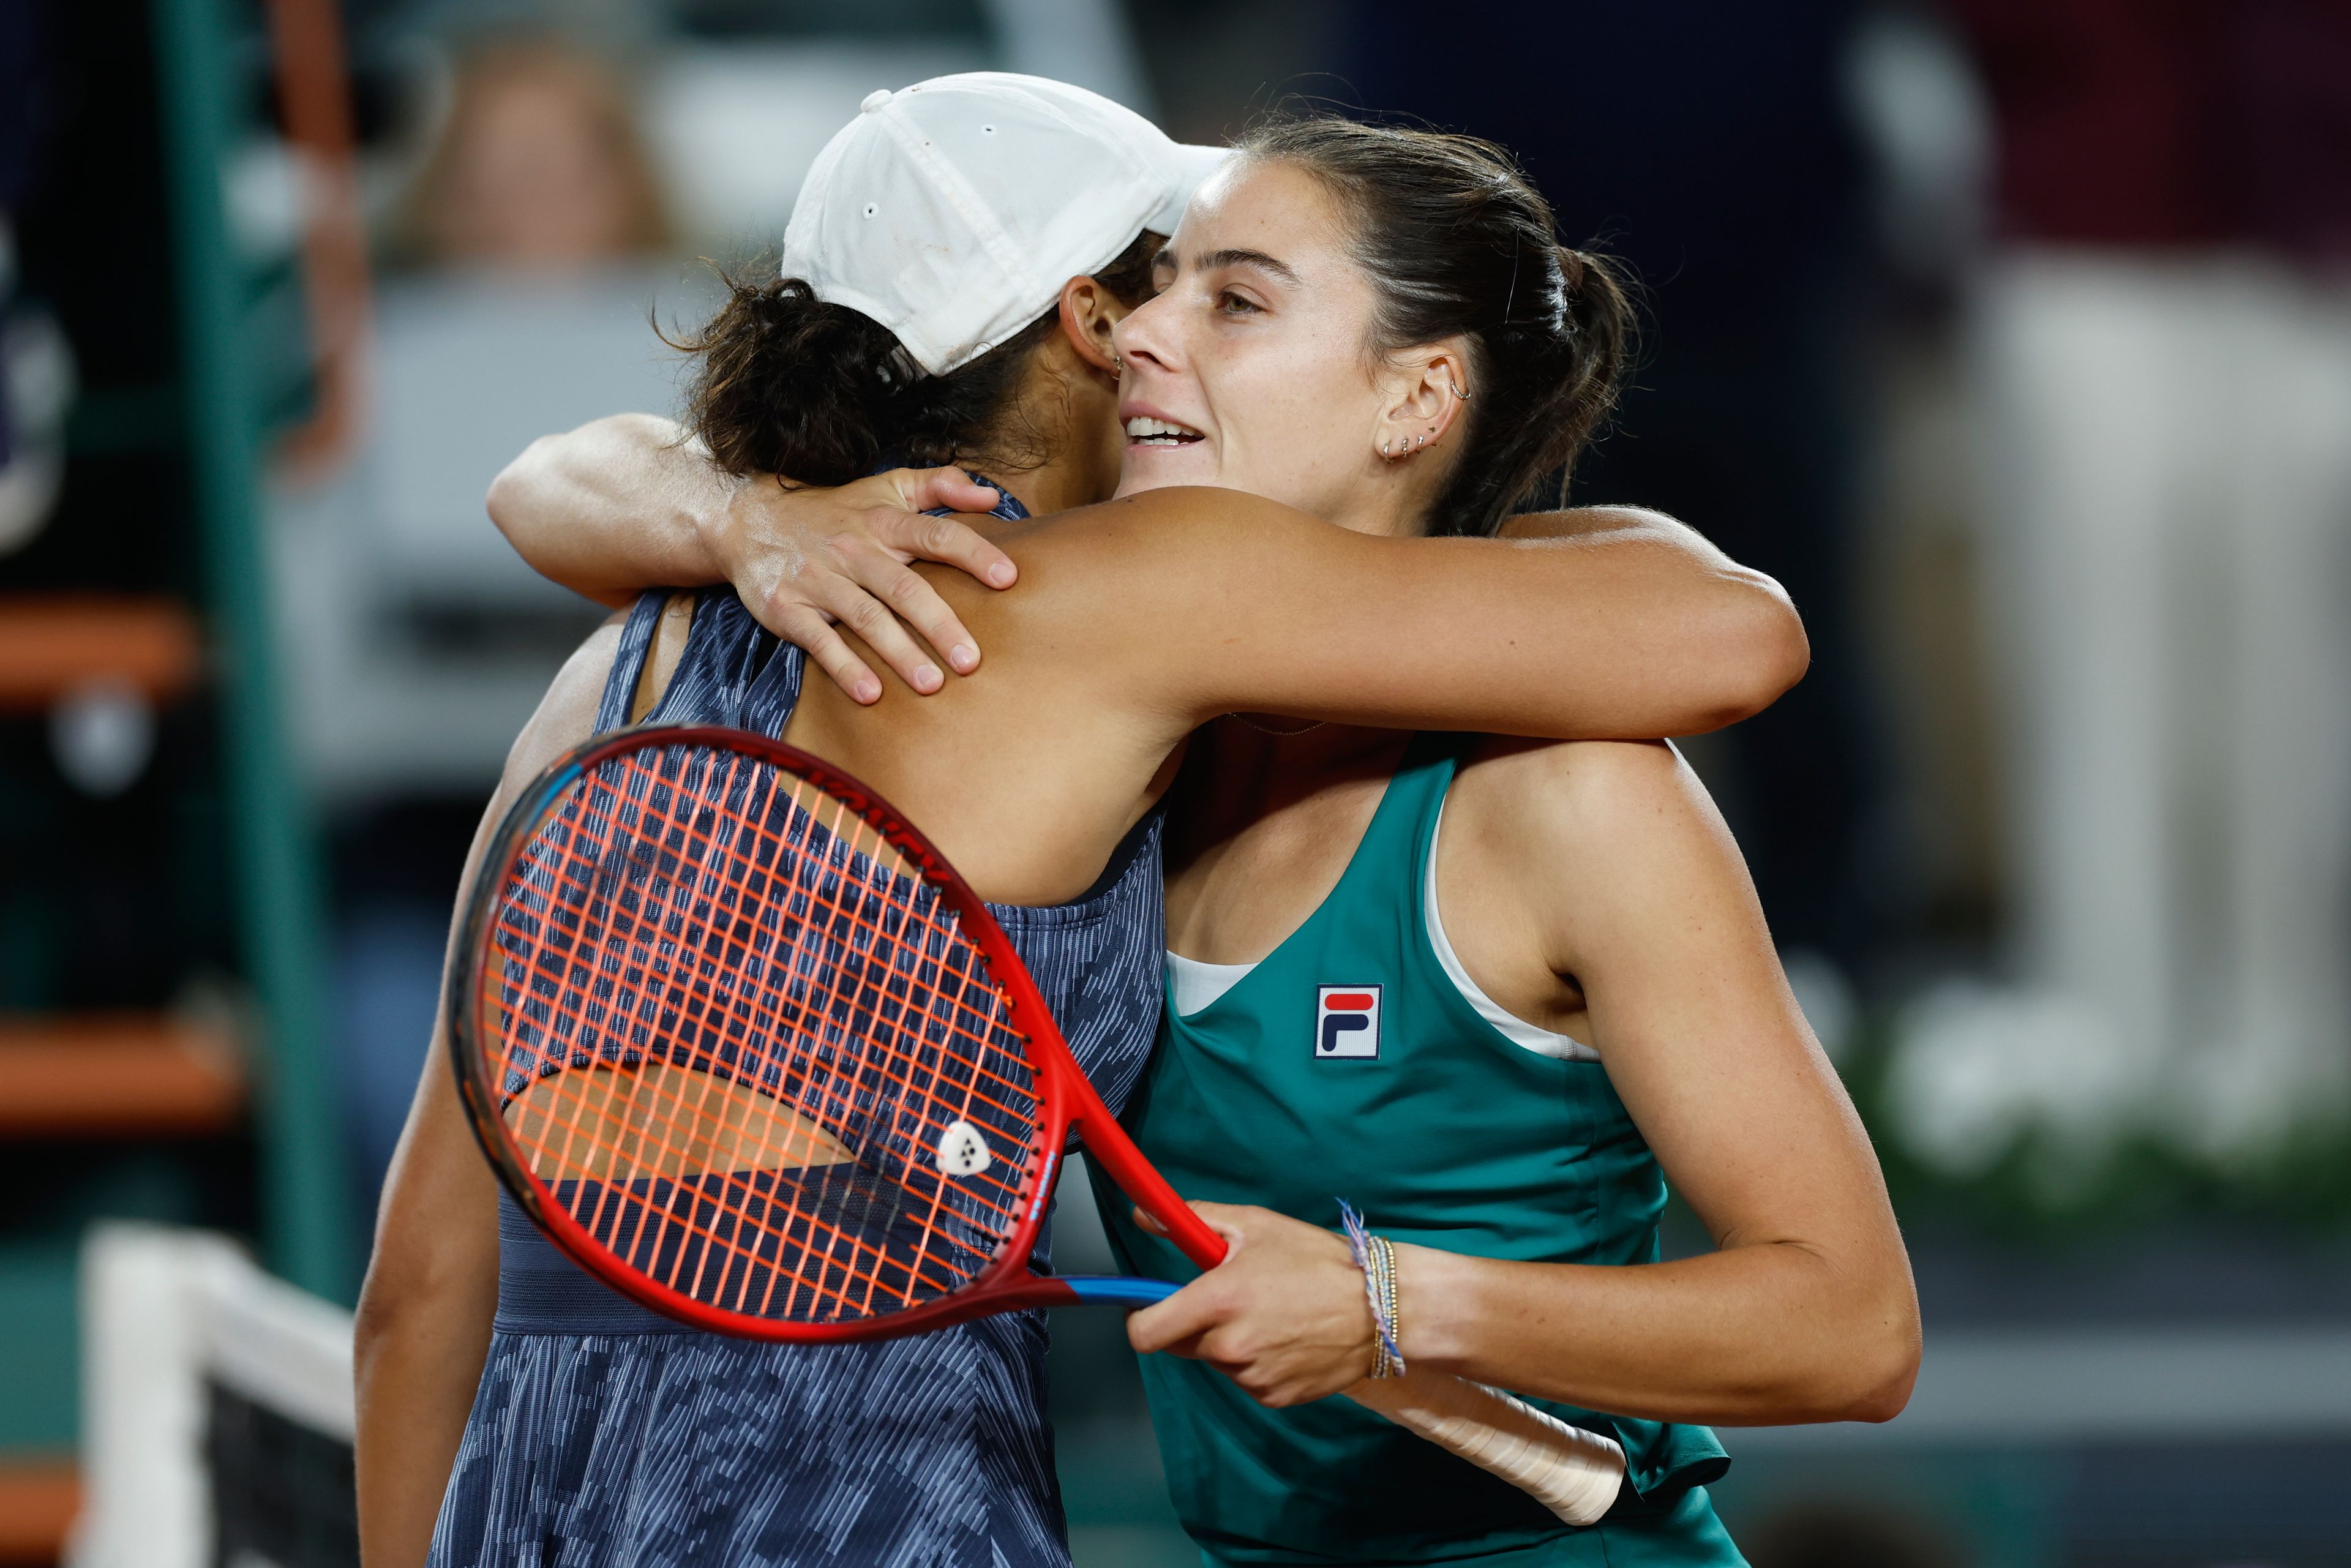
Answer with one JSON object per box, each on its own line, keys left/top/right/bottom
{"left": 1452, "top": 737, "right": 1741, "bottom": 894}
{"left": 981, "top": 486, "right": 1312, "bottom": 577}
{"left": 1456, "top": 735, "right": 1708, "bottom": 829}
{"left": 501, "top": 610, "right": 631, "bottom": 796}
{"left": 910, "top": 487, "right": 1319, "bottom": 682}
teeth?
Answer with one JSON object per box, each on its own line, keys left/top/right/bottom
{"left": 1123, "top": 416, "right": 1202, "bottom": 442}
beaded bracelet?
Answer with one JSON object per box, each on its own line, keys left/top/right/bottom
{"left": 1337, "top": 1198, "right": 1406, "bottom": 1378}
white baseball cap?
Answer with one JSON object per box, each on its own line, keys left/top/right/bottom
{"left": 779, "top": 72, "right": 1229, "bottom": 377}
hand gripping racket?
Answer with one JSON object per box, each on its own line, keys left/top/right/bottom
{"left": 449, "top": 726, "right": 1626, "bottom": 1525}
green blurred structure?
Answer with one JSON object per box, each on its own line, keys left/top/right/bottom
{"left": 0, "top": 0, "right": 352, "bottom": 1480}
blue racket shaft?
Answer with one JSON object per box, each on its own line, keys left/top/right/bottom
{"left": 1048, "top": 1275, "right": 1182, "bottom": 1308}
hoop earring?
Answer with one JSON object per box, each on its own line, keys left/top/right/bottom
{"left": 1445, "top": 372, "right": 1472, "bottom": 400}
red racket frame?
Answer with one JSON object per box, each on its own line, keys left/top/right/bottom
{"left": 449, "top": 726, "right": 1228, "bottom": 1342}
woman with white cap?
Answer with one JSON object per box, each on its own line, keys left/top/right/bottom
{"left": 361, "top": 78, "right": 1825, "bottom": 1568}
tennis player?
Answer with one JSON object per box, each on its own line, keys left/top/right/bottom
{"left": 1090, "top": 129, "right": 1918, "bottom": 1568}
{"left": 359, "top": 79, "right": 1806, "bottom": 1568}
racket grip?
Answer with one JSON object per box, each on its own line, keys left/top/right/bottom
{"left": 1345, "top": 1370, "right": 1627, "bottom": 1526}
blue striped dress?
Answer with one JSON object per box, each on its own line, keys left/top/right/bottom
{"left": 430, "top": 490, "right": 1167, "bottom": 1567}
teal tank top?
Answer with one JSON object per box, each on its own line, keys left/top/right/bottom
{"left": 1095, "top": 734, "right": 1741, "bottom": 1566}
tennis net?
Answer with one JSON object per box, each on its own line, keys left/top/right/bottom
{"left": 68, "top": 1222, "right": 358, "bottom": 1568}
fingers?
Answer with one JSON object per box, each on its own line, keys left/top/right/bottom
{"left": 838, "top": 530, "right": 984, "bottom": 675}
{"left": 1127, "top": 1278, "right": 1222, "bottom": 1357}
{"left": 883, "top": 466, "right": 1010, "bottom": 530}
{"left": 872, "top": 501, "right": 1019, "bottom": 591}
{"left": 1184, "top": 1201, "right": 1256, "bottom": 1248}
{"left": 809, "top": 565, "right": 945, "bottom": 694}
{"left": 768, "top": 605, "right": 882, "bottom": 705}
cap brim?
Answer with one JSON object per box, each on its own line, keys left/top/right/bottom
{"left": 1147, "top": 143, "right": 1234, "bottom": 235}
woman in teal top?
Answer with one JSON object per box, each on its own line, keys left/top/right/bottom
{"left": 1103, "top": 732, "right": 1741, "bottom": 1564}
{"left": 1087, "top": 118, "right": 1921, "bottom": 1565}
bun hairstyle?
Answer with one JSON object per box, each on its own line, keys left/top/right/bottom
{"left": 674, "top": 231, "right": 1164, "bottom": 483}
{"left": 1235, "top": 116, "right": 1633, "bottom": 538}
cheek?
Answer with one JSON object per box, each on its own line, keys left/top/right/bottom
{"left": 1225, "top": 352, "right": 1369, "bottom": 472}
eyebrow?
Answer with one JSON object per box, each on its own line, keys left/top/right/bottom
{"left": 1153, "top": 246, "right": 1302, "bottom": 285}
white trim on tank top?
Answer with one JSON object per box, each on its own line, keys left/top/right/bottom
{"left": 1164, "top": 798, "right": 1599, "bottom": 1062}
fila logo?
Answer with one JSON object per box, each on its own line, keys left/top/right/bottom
{"left": 1315, "top": 985, "right": 1382, "bottom": 1059}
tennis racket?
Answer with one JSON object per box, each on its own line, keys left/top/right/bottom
{"left": 448, "top": 725, "right": 1626, "bottom": 1525}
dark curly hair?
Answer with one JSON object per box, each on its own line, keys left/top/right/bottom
{"left": 671, "top": 232, "right": 1162, "bottom": 483}
{"left": 1235, "top": 115, "right": 1635, "bottom": 537}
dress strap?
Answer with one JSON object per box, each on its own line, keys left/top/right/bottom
{"left": 739, "top": 642, "right": 806, "bottom": 738}
{"left": 593, "top": 591, "right": 671, "bottom": 736}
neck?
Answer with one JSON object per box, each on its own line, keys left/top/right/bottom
{"left": 976, "top": 456, "right": 1109, "bottom": 518}
{"left": 969, "top": 345, "right": 1123, "bottom": 517}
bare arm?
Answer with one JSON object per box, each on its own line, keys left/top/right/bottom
{"left": 487, "top": 415, "right": 1013, "bottom": 702}
{"left": 353, "top": 621, "right": 623, "bottom": 1566}
{"left": 1002, "top": 489, "right": 1807, "bottom": 741}
{"left": 1128, "top": 743, "right": 1917, "bottom": 1427}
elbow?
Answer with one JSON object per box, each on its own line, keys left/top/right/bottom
{"left": 1748, "top": 1267, "right": 1920, "bottom": 1425}
{"left": 1838, "top": 1323, "right": 1922, "bottom": 1424}
{"left": 1682, "top": 572, "right": 1810, "bottom": 734}
{"left": 1809, "top": 1290, "right": 1922, "bottom": 1425}
{"left": 485, "top": 435, "right": 560, "bottom": 545}
{"left": 353, "top": 1228, "right": 487, "bottom": 1378}
{"left": 353, "top": 1247, "right": 425, "bottom": 1371}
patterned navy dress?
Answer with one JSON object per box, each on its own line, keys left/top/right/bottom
{"left": 430, "top": 491, "right": 1167, "bottom": 1568}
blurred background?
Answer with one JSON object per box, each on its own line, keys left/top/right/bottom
{"left": 3, "top": 0, "right": 2350, "bottom": 1563}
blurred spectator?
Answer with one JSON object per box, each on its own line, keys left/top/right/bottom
{"left": 1910, "top": 0, "right": 2351, "bottom": 1164}
{"left": 1346, "top": 0, "right": 1891, "bottom": 1027}
{"left": 301, "top": 33, "right": 685, "bottom": 1214}
{"left": 396, "top": 37, "right": 671, "bottom": 271}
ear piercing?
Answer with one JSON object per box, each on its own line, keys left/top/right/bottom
{"left": 1445, "top": 374, "right": 1472, "bottom": 400}
{"left": 1381, "top": 432, "right": 1436, "bottom": 460}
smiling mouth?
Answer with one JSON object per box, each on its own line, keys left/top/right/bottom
{"left": 1123, "top": 416, "right": 1204, "bottom": 448}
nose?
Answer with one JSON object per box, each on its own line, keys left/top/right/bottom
{"left": 1112, "top": 288, "right": 1179, "bottom": 375}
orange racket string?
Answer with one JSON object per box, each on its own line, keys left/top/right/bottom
{"left": 493, "top": 746, "right": 1044, "bottom": 1320}
{"left": 659, "top": 745, "right": 772, "bottom": 1304}
{"left": 620, "top": 748, "right": 956, "bottom": 1307}
{"left": 497, "top": 760, "right": 910, "bottom": 1313}
{"left": 723, "top": 778, "right": 1042, "bottom": 1111}
{"left": 503, "top": 760, "right": 844, "bottom": 1306}
{"left": 827, "top": 791, "right": 1021, "bottom": 1316}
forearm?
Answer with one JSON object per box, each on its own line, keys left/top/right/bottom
{"left": 1400, "top": 1240, "right": 1917, "bottom": 1427}
{"left": 487, "top": 414, "right": 733, "bottom": 604}
{"left": 1499, "top": 505, "right": 1809, "bottom": 735}
{"left": 1068, "top": 490, "right": 1807, "bottom": 741}
{"left": 354, "top": 1286, "right": 493, "bottom": 1566}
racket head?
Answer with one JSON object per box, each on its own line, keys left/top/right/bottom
{"left": 447, "top": 726, "right": 1082, "bottom": 1342}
